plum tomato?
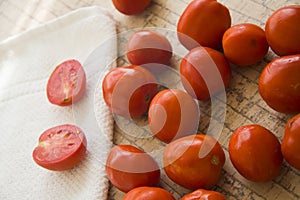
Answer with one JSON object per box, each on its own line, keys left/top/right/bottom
{"left": 102, "top": 65, "right": 158, "bottom": 119}
{"left": 122, "top": 187, "right": 175, "bottom": 200}
{"left": 32, "top": 124, "right": 87, "bottom": 171}
{"left": 106, "top": 145, "right": 160, "bottom": 193}
{"left": 148, "top": 89, "right": 199, "bottom": 143}
{"left": 177, "top": 0, "right": 231, "bottom": 50}
{"left": 282, "top": 113, "right": 300, "bottom": 170}
{"left": 222, "top": 23, "right": 269, "bottom": 66}
{"left": 112, "top": 0, "right": 151, "bottom": 15}
{"left": 180, "top": 46, "right": 231, "bottom": 100}
{"left": 228, "top": 124, "right": 283, "bottom": 182}
{"left": 265, "top": 5, "right": 300, "bottom": 56}
{"left": 163, "top": 134, "right": 225, "bottom": 190}
{"left": 258, "top": 54, "right": 300, "bottom": 114}
{"left": 46, "top": 59, "right": 86, "bottom": 106}
{"left": 181, "top": 189, "right": 226, "bottom": 200}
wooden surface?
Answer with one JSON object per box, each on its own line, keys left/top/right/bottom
{"left": 1, "top": 0, "right": 300, "bottom": 199}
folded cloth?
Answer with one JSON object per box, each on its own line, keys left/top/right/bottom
{"left": 0, "top": 6, "right": 116, "bottom": 200}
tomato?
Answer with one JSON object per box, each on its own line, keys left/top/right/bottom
{"left": 281, "top": 113, "right": 300, "bottom": 170}
{"left": 181, "top": 189, "right": 226, "bottom": 200}
{"left": 148, "top": 89, "right": 199, "bottom": 143}
{"left": 177, "top": 0, "right": 231, "bottom": 50}
{"left": 106, "top": 145, "right": 160, "bottom": 193}
{"left": 180, "top": 46, "right": 231, "bottom": 100}
{"left": 258, "top": 54, "right": 300, "bottom": 114}
{"left": 122, "top": 187, "right": 175, "bottom": 200}
{"left": 222, "top": 23, "right": 269, "bottom": 66}
{"left": 163, "top": 134, "right": 225, "bottom": 190}
{"left": 265, "top": 5, "right": 300, "bottom": 56}
{"left": 46, "top": 59, "right": 86, "bottom": 106}
{"left": 32, "top": 124, "right": 87, "bottom": 171}
{"left": 228, "top": 124, "right": 283, "bottom": 182}
{"left": 112, "top": 0, "right": 151, "bottom": 15}
{"left": 102, "top": 65, "right": 158, "bottom": 119}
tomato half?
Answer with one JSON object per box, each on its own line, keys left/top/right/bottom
{"left": 181, "top": 189, "right": 226, "bottom": 200}
{"left": 163, "top": 134, "right": 225, "bottom": 190}
{"left": 106, "top": 145, "right": 160, "bottom": 193}
{"left": 112, "top": 0, "right": 151, "bottom": 15}
{"left": 122, "top": 187, "right": 175, "bottom": 200}
{"left": 46, "top": 59, "right": 86, "bottom": 106}
{"left": 228, "top": 124, "right": 283, "bottom": 182}
{"left": 32, "top": 124, "right": 87, "bottom": 171}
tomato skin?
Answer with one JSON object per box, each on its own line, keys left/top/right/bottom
{"left": 282, "top": 113, "right": 300, "bottom": 170}
{"left": 258, "top": 54, "right": 300, "bottom": 114}
{"left": 46, "top": 59, "right": 86, "bottom": 106}
{"left": 222, "top": 23, "right": 269, "bottom": 66}
{"left": 180, "top": 47, "right": 231, "bottom": 100}
{"left": 181, "top": 189, "right": 226, "bottom": 200}
{"left": 106, "top": 145, "right": 160, "bottom": 193}
{"left": 32, "top": 124, "right": 87, "bottom": 171}
{"left": 122, "top": 187, "right": 175, "bottom": 200}
{"left": 228, "top": 124, "right": 283, "bottom": 182}
{"left": 102, "top": 65, "right": 158, "bottom": 119}
{"left": 112, "top": 0, "right": 151, "bottom": 15}
{"left": 265, "top": 6, "right": 300, "bottom": 56}
{"left": 163, "top": 134, "right": 225, "bottom": 190}
{"left": 177, "top": 0, "right": 231, "bottom": 50}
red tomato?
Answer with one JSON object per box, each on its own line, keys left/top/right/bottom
{"left": 258, "top": 54, "right": 300, "bottom": 114}
{"left": 181, "top": 189, "right": 226, "bottom": 200}
{"left": 32, "top": 124, "right": 87, "bottom": 171}
{"left": 112, "top": 0, "right": 151, "bottom": 15}
{"left": 163, "top": 134, "right": 225, "bottom": 190}
{"left": 228, "top": 124, "right": 283, "bottom": 182}
{"left": 177, "top": 0, "right": 231, "bottom": 50}
{"left": 282, "top": 113, "right": 300, "bottom": 170}
{"left": 222, "top": 23, "right": 269, "bottom": 66}
{"left": 122, "top": 187, "right": 175, "bottom": 200}
{"left": 102, "top": 65, "right": 158, "bottom": 119}
{"left": 148, "top": 89, "right": 199, "bottom": 143}
{"left": 180, "top": 46, "right": 231, "bottom": 100}
{"left": 265, "top": 5, "right": 300, "bottom": 56}
{"left": 46, "top": 59, "right": 86, "bottom": 106}
{"left": 106, "top": 145, "right": 160, "bottom": 193}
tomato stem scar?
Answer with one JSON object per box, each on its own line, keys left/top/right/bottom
{"left": 211, "top": 155, "right": 219, "bottom": 165}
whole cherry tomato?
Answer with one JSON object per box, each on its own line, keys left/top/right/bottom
{"left": 222, "top": 23, "right": 269, "bottom": 66}
{"left": 181, "top": 189, "right": 226, "bottom": 200}
{"left": 102, "top": 65, "right": 158, "bottom": 119}
{"left": 32, "top": 124, "right": 87, "bottom": 171}
{"left": 122, "top": 187, "right": 175, "bottom": 200}
{"left": 112, "top": 0, "right": 151, "bottom": 15}
{"left": 106, "top": 145, "right": 160, "bottom": 193}
{"left": 228, "top": 124, "right": 283, "bottom": 182}
{"left": 258, "top": 54, "right": 300, "bottom": 114}
{"left": 265, "top": 5, "right": 300, "bottom": 56}
{"left": 180, "top": 46, "right": 231, "bottom": 100}
{"left": 281, "top": 113, "right": 300, "bottom": 170}
{"left": 148, "top": 89, "right": 199, "bottom": 143}
{"left": 177, "top": 0, "right": 231, "bottom": 50}
{"left": 163, "top": 134, "right": 225, "bottom": 190}
{"left": 46, "top": 59, "right": 86, "bottom": 106}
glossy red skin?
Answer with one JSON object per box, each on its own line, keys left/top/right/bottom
{"left": 32, "top": 124, "right": 87, "bottom": 171}
{"left": 180, "top": 47, "right": 232, "bottom": 100}
{"left": 148, "top": 89, "right": 199, "bottom": 143}
{"left": 258, "top": 54, "right": 300, "bottom": 114}
{"left": 122, "top": 187, "right": 175, "bottom": 200}
{"left": 46, "top": 59, "right": 86, "bottom": 106}
{"left": 164, "top": 134, "right": 225, "bottom": 190}
{"left": 282, "top": 113, "right": 300, "bottom": 170}
{"left": 265, "top": 6, "right": 300, "bottom": 56}
{"left": 228, "top": 124, "right": 283, "bottom": 182}
{"left": 112, "top": 0, "right": 151, "bottom": 15}
{"left": 102, "top": 65, "right": 158, "bottom": 119}
{"left": 181, "top": 189, "right": 226, "bottom": 200}
{"left": 177, "top": 0, "right": 231, "bottom": 50}
{"left": 106, "top": 145, "right": 160, "bottom": 193}
{"left": 222, "top": 23, "right": 269, "bottom": 66}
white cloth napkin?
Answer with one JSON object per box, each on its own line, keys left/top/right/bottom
{"left": 0, "top": 6, "right": 116, "bottom": 200}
